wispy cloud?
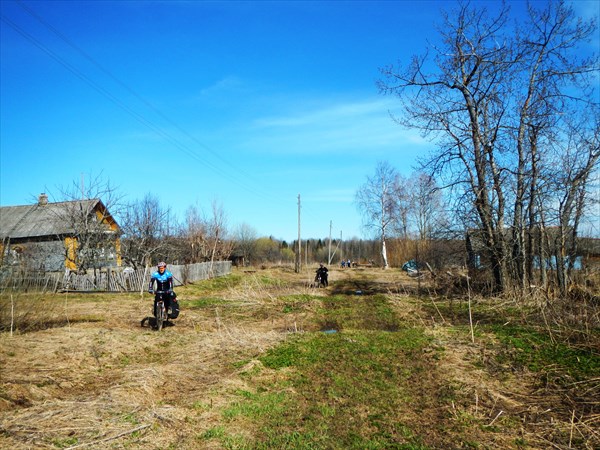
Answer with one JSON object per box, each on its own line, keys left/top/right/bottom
{"left": 253, "top": 99, "right": 388, "bottom": 128}
{"left": 197, "top": 76, "right": 245, "bottom": 96}
{"left": 241, "top": 97, "right": 428, "bottom": 156}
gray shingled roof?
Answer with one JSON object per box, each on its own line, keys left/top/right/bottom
{"left": 0, "top": 199, "right": 103, "bottom": 239}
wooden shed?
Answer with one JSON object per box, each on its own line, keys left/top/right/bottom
{"left": 0, "top": 193, "right": 121, "bottom": 272}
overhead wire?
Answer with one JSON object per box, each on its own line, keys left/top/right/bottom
{"left": 2, "top": 3, "right": 286, "bottom": 207}
{"left": 14, "top": 0, "right": 266, "bottom": 190}
{"left": 2, "top": 3, "right": 344, "bottom": 238}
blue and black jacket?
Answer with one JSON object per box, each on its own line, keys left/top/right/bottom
{"left": 149, "top": 270, "right": 174, "bottom": 292}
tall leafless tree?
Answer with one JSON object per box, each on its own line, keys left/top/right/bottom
{"left": 233, "top": 222, "right": 258, "bottom": 266}
{"left": 549, "top": 116, "right": 599, "bottom": 293}
{"left": 407, "top": 172, "right": 444, "bottom": 241}
{"left": 182, "top": 200, "right": 233, "bottom": 264}
{"left": 509, "top": 0, "right": 599, "bottom": 290}
{"left": 184, "top": 204, "right": 208, "bottom": 263}
{"left": 119, "top": 194, "right": 173, "bottom": 269}
{"left": 355, "top": 161, "right": 400, "bottom": 269}
{"left": 55, "top": 173, "right": 124, "bottom": 272}
{"left": 379, "top": 0, "right": 598, "bottom": 293}
{"left": 206, "top": 200, "right": 234, "bottom": 264}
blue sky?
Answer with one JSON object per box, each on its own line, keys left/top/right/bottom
{"left": 1, "top": 1, "right": 598, "bottom": 242}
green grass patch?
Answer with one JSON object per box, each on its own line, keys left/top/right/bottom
{"left": 422, "top": 298, "right": 531, "bottom": 328}
{"left": 318, "top": 294, "right": 402, "bottom": 332}
{"left": 222, "top": 327, "right": 438, "bottom": 449}
{"left": 198, "top": 425, "right": 227, "bottom": 440}
{"left": 223, "top": 389, "right": 288, "bottom": 422}
{"left": 488, "top": 324, "right": 600, "bottom": 381}
{"left": 180, "top": 273, "right": 243, "bottom": 295}
{"left": 279, "top": 294, "right": 321, "bottom": 314}
{"left": 51, "top": 436, "right": 79, "bottom": 448}
{"left": 182, "top": 297, "right": 227, "bottom": 309}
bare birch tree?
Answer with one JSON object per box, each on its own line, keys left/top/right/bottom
{"left": 355, "top": 161, "right": 400, "bottom": 269}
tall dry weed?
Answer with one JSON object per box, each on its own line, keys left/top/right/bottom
{"left": 0, "top": 292, "right": 65, "bottom": 333}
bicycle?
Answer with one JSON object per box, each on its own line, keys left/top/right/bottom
{"left": 152, "top": 290, "right": 170, "bottom": 331}
{"left": 314, "top": 272, "right": 328, "bottom": 288}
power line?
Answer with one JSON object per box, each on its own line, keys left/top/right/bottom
{"left": 2, "top": 4, "right": 352, "bottom": 237}
{"left": 1, "top": 8, "right": 281, "bottom": 206}
{"left": 14, "top": 0, "right": 259, "bottom": 185}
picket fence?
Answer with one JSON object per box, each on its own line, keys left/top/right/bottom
{"left": 0, "top": 261, "right": 232, "bottom": 293}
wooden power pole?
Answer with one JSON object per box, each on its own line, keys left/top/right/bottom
{"left": 295, "top": 194, "right": 301, "bottom": 273}
{"left": 328, "top": 220, "right": 332, "bottom": 265}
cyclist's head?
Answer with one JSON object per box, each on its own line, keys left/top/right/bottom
{"left": 157, "top": 262, "right": 167, "bottom": 271}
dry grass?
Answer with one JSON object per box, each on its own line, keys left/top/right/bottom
{"left": 1, "top": 266, "right": 598, "bottom": 449}
{"left": 0, "top": 285, "right": 284, "bottom": 448}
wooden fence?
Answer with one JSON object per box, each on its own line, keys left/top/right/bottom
{"left": 0, "top": 261, "right": 232, "bottom": 293}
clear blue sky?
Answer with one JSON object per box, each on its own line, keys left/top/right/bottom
{"left": 1, "top": 1, "right": 597, "bottom": 242}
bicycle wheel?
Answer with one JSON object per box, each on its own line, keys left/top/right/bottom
{"left": 156, "top": 301, "right": 165, "bottom": 331}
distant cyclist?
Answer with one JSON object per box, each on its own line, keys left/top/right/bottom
{"left": 148, "top": 262, "right": 174, "bottom": 318}
{"left": 315, "top": 263, "right": 329, "bottom": 287}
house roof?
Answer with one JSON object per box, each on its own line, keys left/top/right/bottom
{"left": 0, "top": 197, "right": 118, "bottom": 240}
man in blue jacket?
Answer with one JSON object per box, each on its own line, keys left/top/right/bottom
{"left": 148, "top": 261, "right": 174, "bottom": 319}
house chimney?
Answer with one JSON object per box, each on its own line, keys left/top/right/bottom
{"left": 38, "top": 193, "right": 48, "bottom": 206}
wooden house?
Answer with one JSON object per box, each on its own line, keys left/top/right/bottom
{"left": 0, "top": 193, "right": 121, "bottom": 272}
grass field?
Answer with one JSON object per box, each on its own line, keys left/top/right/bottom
{"left": 1, "top": 266, "right": 598, "bottom": 449}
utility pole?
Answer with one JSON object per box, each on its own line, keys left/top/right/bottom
{"left": 328, "top": 220, "right": 332, "bottom": 265}
{"left": 305, "top": 240, "right": 308, "bottom": 268}
{"left": 295, "top": 194, "right": 301, "bottom": 273}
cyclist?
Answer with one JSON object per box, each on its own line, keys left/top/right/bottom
{"left": 315, "top": 263, "right": 329, "bottom": 287}
{"left": 148, "top": 262, "right": 174, "bottom": 319}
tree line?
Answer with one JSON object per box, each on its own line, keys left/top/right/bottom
{"left": 40, "top": 174, "right": 388, "bottom": 271}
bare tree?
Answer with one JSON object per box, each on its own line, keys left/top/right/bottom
{"left": 379, "top": 0, "right": 598, "bottom": 292}
{"left": 206, "top": 200, "right": 234, "bottom": 264}
{"left": 55, "top": 173, "right": 123, "bottom": 272}
{"left": 549, "top": 117, "right": 599, "bottom": 293}
{"left": 233, "top": 222, "right": 258, "bottom": 266}
{"left": 407, "top": 172, "right": 444, "bottom": 241}
{"left": 355, "top": 161, "right": 400, "bottom": 269}
{"left": 182, "top": 200, "right": 233, "bottom": 264}
{"left": 184, "top": 204, "right": 209, "bottom": 263}
{"left": 380, "top": 3, "right": 514, "bottom": 289}
{"left": 119, "top": 194, "right": 173, "bottom": 269}
{"left": 393, "top": 173, "right": 411, "bottom": 240}
{"left": 509, "top": 0, "right": 599, "bottom": 290}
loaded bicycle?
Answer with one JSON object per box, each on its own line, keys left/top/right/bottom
{"left": 141, "top": 261, "right": 180, "bottom": 331}
{"left": 153, "top": 290, "right": 169, "bottom": 331}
